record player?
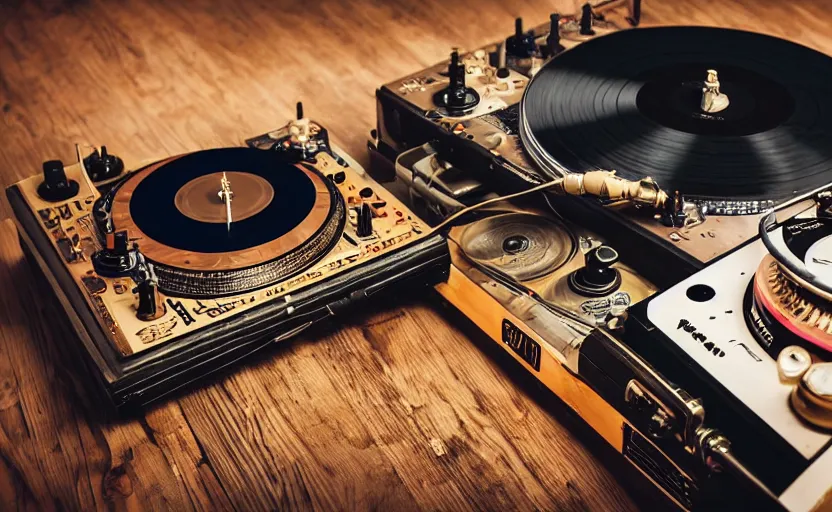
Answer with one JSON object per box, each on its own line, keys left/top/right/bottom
{"left": 369, "top": 4, "right": 832, "bottom": 510}
{"left": 5, "top": 105, "right": 449, "bottom": 413}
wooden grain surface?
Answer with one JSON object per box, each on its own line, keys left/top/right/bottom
{"left": 2, "top": 0, "right": 832, "bottom": 509}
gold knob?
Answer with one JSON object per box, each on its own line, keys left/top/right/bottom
{"left": 791, "top": 363, "right": 832, "bottom": 430}
{"left": 777, "top": 346, "right": 812, "bottom": 384}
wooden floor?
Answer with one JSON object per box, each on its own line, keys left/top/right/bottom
{"left": 1, "top": 0, "right": 832, "bottom": 509}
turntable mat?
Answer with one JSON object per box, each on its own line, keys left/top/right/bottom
{"left": 522, "top": 26, "right": 832, "bottom": 201}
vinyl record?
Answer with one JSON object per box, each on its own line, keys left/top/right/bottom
{"left": 110, "top": 147, "right": 344, "bottom": 297}
{"left": 457, "top": 212, "right": 575, "bottom": 281}
{"left": 520, "top": 27, "right": 832, "bottom": 209}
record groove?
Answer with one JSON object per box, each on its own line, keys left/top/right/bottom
{"left": 520, "top": 27, "right": 832, "bottom": 205}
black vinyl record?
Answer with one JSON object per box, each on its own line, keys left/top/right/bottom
{"left": 129, "top": 148, "right": 318, "bottom": 253}
{"left": 110, "top": 148, "right": 345, "bottom": 298}
{"left": 520, "top": 27, "right": 832, "bottom": 206}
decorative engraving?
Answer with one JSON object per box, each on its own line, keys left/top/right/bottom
{"left": 136, "top": 317, "right": 178, "bottom": 344}
{"left": 166, "top": 299, "right": 195, "bottom": 326}
{"left": 88, "top": 294, "right": 131, "bottom": 355}
{"left": 38, "top": 208, "right": 59, "bottom": 229}
{"left": 81, "top": 276, "right": 107, "bottom": 294}
{"left": 193, "top": 297, "right": 253, "bottom": 318}
{"left": 736, "top": 342, "right": 763, "bottom": 362}
{"left": 580, "top": 292, "right": 631, "bottom": 322}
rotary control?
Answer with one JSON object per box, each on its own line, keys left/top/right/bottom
{"left": 791, "top": 362, "right": 832, "bottom": 430}
{"left": 133, "top": 257, "right": 165, "bottom": 321}
{"left": 580, "top": 3, "right": 595, "bottom": 36}
{"left": 505, "top": 18, "right": 537, "bottom": 58}
{"left": 273, "top": 102, "right": 335, "bottom": 161}
{"left": 543, "top": 14, "right": 565, "bottom": 57}
{"left": 356, "top": 202, "right": 374, "bottom": 238}
{"left": 92, "top": 230, "right": 139, "bottom": 277}
{"left": 84, "top": 146, "right": 125, "bottom": 182}
{"left": 569, "top": 245, "right": 622, "bottom": 297}
{"left": 37, "top": 160, "right": 79, "bottom": 202}
{"left": 433, "top": 50, "right": 480, "bottom": 116}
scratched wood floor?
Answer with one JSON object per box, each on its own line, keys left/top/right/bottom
{"left": 2, "top": 0, "right": 832, "bottom": 510}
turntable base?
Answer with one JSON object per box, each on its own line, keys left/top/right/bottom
{"left": 3, "top": 0, "right": 832, "bottom": 510}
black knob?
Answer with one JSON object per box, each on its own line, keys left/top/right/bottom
{"left": 433, "top": 50, "right": 480, "bottom": 116}
{"left": 544, "top": 13, "right": 565, "bottom": 56}
{"left": 502, "top": 234, "right": 529, "bottom": 254}
{"left": 580, "top": 3, "right": 595, "bottom": 35}
{"left": 568, "top": 245, "right": 622, "bottom": 297}
{"left": 135, "top": 277, "right": 165, "bottom": 321}
{"left": 37, "top": 160, "right": 79, "bottom": 202}
{"left": 505, "top": 17, "right": 537, "bottom": 58}
{"left": 84, "top": 146, "right": 125, "bottom": 183}
{"left": 296, "top": 101, "right": 304, "bottom": 120}
{"left": 92, "top": 230, "right": 138, "bottom": 277}
{"left": 356, "top": 203, "right": 373, "bottom": 238}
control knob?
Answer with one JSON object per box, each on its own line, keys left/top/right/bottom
{"left": 433, "top": 50, "right": 480, "bottom": 116}
{"left": 133, "top": 259, "right": 165, "bottom": 321}
{"left": 544, "top": 13, "right": 565, "bottom": 57}
{"left": 37, "top": 160, "right": 79, "bottom": 202}
{"left": 84, "top": 146, "right": 124, "bottom": 182}
{"left": 791, "top": 362, "right": 832, "bottom": 430}
{"left": 356, "top": 202, "right": 374, "bottom": 238}
{"left": 92, "top": 230, "right": 138, "bottom": 277}
{"left": 569, "top": 245, "right": 622, "bottom": 297}
{"left": 580, "top": 3, "right": 595, "bottom": 36}
{"left": 505, "top": 17, "right": 537, "bottom": 58}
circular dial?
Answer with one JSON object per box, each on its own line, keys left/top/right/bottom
{"left": 457, "top": 212, "right": 576, "bottom": 281}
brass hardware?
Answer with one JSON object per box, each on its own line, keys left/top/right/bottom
{"left": 791, "top": 362, "right": 832, "bottom": 430}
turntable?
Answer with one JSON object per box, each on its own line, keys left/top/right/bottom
{"left": 6, "top": 107, "right": 449, "bottom": 412}
{"left": 371, "top": 17, "right": 832, "bottom": 284}
{"left": 370, "top": 7, "right": 832, "bottom": 511}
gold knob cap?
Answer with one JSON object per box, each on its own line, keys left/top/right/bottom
{"left": 777, "top": 346, "right": 812, "bottom": 384}
{"left": 791, "top": 363, "right": 832, "bottom": 430}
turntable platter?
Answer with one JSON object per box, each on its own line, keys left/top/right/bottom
{"left": 521, "top": 27, "right": 832, "bottom": 208}
{"left": 111, "top": 148, "right": 344, "bottom": 297}
{"left": 456, "top": 212, "right": 575, "bottom": 281}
